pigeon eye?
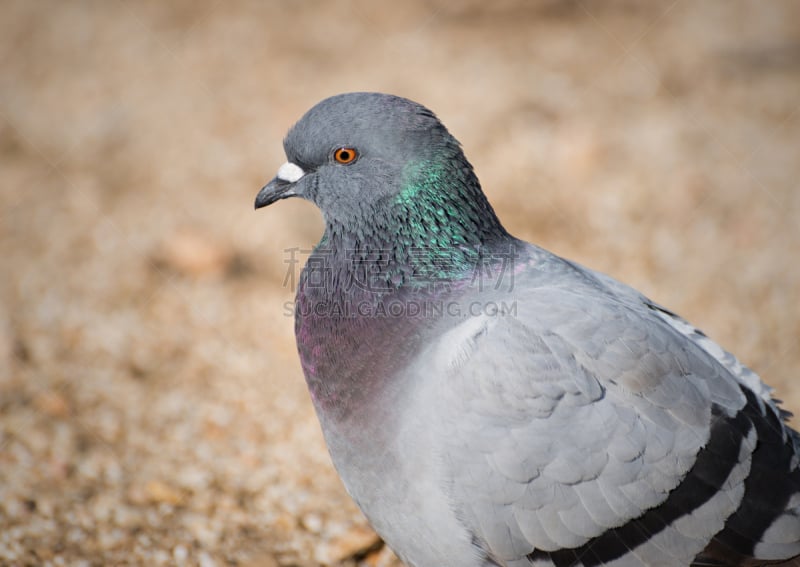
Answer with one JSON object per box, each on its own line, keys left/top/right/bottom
{"left": 333, "top": 147, "right": 358, "bottom": 165}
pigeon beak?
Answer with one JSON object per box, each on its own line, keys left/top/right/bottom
{"left": 254, "top": 162, "right": 305, "bottom": 209}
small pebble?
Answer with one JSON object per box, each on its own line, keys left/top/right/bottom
{"left": 198, "top": 551, "right": 217, "bottom": 567}
{"left": 173, "top": 544, "right": 188, "bottom": 563}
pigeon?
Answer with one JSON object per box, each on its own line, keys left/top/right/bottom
{"left": 254, "top": 92, "right": 800, "bottom": 567}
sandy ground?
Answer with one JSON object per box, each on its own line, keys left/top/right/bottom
{"left": 1, "top": 1, "right": 799, "bottom": 565}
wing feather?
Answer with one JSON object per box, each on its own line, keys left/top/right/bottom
{"left": 429, "top": 263, "right": 751, "bottom": 564}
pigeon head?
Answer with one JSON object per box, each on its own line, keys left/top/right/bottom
{"left": 255, "top": 93, "right": 508, "bottom": 251}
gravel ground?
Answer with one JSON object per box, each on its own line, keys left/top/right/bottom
{"left": 1, "top": 1, "right": 799, "bottom": 565}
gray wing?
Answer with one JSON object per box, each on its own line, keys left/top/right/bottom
{"left": 426, "top": 257, "right": 799, "bottom": 566}
{"left": 587, "top": 263, "right": 800, "bottom": 565}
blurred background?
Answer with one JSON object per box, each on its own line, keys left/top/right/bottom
{"left": 1, "top": 1, "right": 799, "bottom": 565}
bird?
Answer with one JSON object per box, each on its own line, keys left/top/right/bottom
{"left": 254, "top": 92, "right": 800, "bottom": 567}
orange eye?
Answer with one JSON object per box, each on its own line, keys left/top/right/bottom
{"left": 333, "top": 147, "right": 358, "bottom": 164}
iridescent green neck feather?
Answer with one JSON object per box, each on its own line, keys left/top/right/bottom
{"left": 311, "top": 149, "right": 510, "bottom": 296}
{"left": 392, "top": 154, "right": 509, "bottom": 283}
